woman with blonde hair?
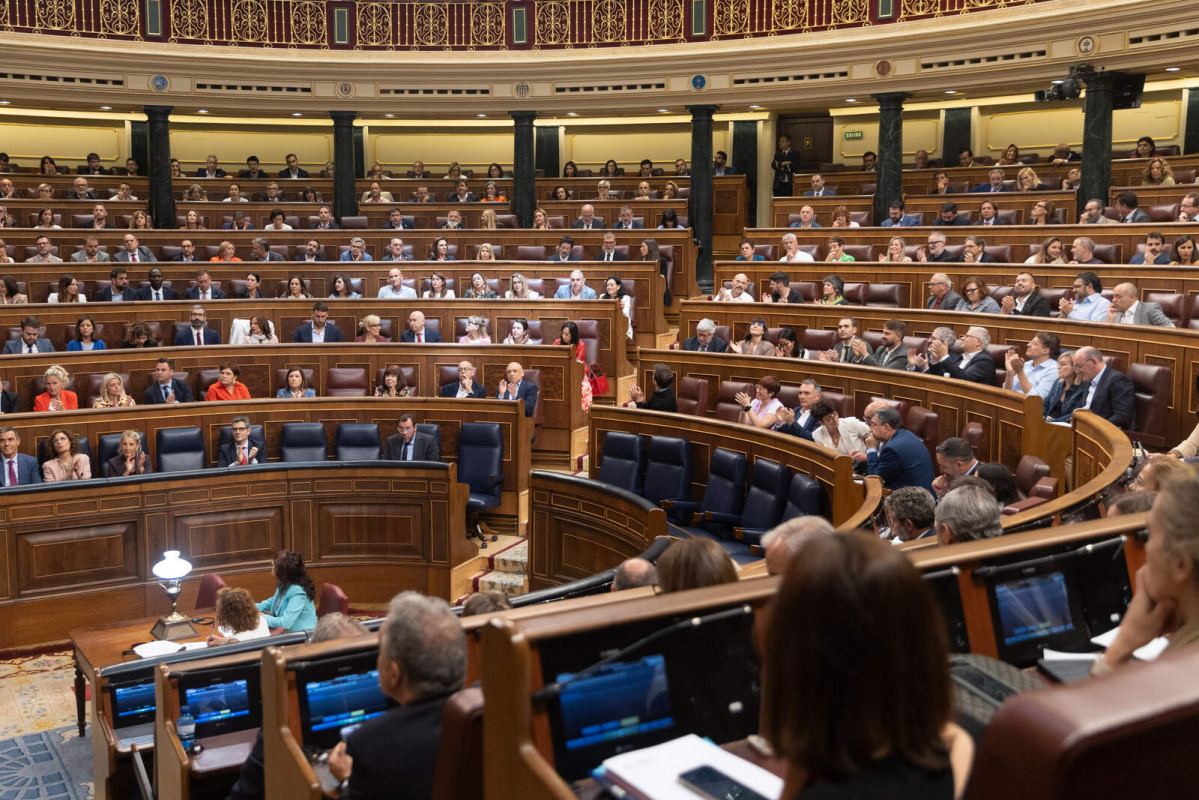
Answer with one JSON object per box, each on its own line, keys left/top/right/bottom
{"left": 35, "top": 368, "right": 78, "bottom": 411}
{"left": 479, "top": 209, "right": 498, "bottom": 230}
{"left": 996, "top": 143, "right": 1022, "bottom": 166}
{"left": 458, "top": 315, "right": 491, "bottom": 344}
{"left": 185, "top": 183, "right": 207, "bottom": 201}
{"left": 464, "top": 270, "right": 497, "bottom": 298}
{"left": 1016, "top": 167, "right": 1047, "bottom": 191}
{"left": 506, "top": 272, "right": 540, "bottom": 299}
{"left": 207, "top": 587, "right": 271, "bottom": 645}
{"left": 879, "top": 237, "right": 912, "bottom": 263}
{"left": 356, "top": 315, "right": 389, "bottom": 343}
{"left": 211, "top": 241, "right": 241, "bottom": 262}
{"left": 662, "top": 180, "right": 680, "bottom": 200}
{"left": 532, "top": 208, "right": 550, "bottom": 229}
{"left": 476, "top": 243, "right": 496, "bottom": 263}
{"left": 93, "top": 372, "right": 135, "bottom": 407}
{"left": 1142, "top": 157, "right": 1175, "bottom": 186}
{"left": 1025, "top": 236, "right": 1065, "bottom": 265}
{"left": 105, "top": 430, "right": 151, "bottom": 477}
{"left": 36, "top": 183, "right": 54, "bottom": 200}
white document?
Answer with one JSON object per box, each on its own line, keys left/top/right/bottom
{"left": 595, "top": 734, "right": 783, "bottom": 800}
{"left": 1090, "top": 627, "right": 1170, "bottom": 661}
{"left": 1040, "top": 648, "right": 1097, "bottom": 662}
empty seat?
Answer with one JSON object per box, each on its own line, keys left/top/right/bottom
{"left": 676, "top": 376, "right": 711, "bottom": 417}
{"left": 598, "top": 432, "right": 646, "bottom": 494}
{"left": 279, "top": 422, "right": 327, "bottom": 462}
{"left": 906, "top": 405, "right": 940, "bottom": 464}
{"left": 666, "top": 447, "right": 747, "bottom": 532}
{"left": 1014, "top": 455, "right": 1050, "bottom": 500}
{"left": 643, "top": 436, "right": 691, "bottom": 509}
{"left": 326, "top": 367, "right": 369, "bottom": 397}
{"left": 732, "top": 458, "right": 791, "bottom": 548}
{"left": 430, "top": 687, "right": 484, "bottom": 800}
{"left": 336, "top": 423, "right": 381, "bottom": 460}
{"left": 156, "top": 427, "right": 206, "bottom": 472}
{"left": 864, "top": 283, "right": 909, "bottom": 308}
{"left": 317, "top": 582, "right": 349, "bottom": 616}
{"left": 416, "top": 423, "right": 443, "bottom": 456}
{"left": 1128, "top": 362, "right": 1171, "bottom": 448}
{"left": 195, "top": 573, "right": 227, "bottom": 610}
{"left": 458, "top": 423, "right": 505, "bottom": 547}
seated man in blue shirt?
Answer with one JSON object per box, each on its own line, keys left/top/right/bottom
{"left": 553, "top": 269, "right": 596, "bottom": 299}
{"left": 1002, "top": 331, "right": 1061, "bottom": 403}
{"left": 1059, "top": 269, "right": 1110, "bottom": 320}
{"left": 1130, "top": 232, "right": 1170, "bottom": 265}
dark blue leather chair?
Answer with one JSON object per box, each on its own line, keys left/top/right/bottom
{"left": 98, "top": 431, "right": 147, "bottom": 476}
{"left": 156, "top": 427, "right": 206, "bottom": 472}
{"left": 598, "top": 431, "right": 646, "bottom": 494}
{"left": 279, "top": 422, "right": 327, "bottom": 462}
{"left": 417, "top": 423, "right": 443, "bottom": 457}
{"left": 666, "top": 448, "right": 747, "bottom": 534}
{"left": 777, "top": 472, "right": 824, "bottom": 525}
{"left": 732, "top": 458, "right": 791, "bottom": 547}
{"left": 335, "top": 423, "right": 381, "bottom": 460}
{"left": 643, "top": 436, "right": 692, "bottom": 511}
{"left": 458, "top": 422, "right": 504, "bottom": 547}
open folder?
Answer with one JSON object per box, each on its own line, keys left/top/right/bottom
{"left": 593, "top": 734, "right": 783, "bottom": 800}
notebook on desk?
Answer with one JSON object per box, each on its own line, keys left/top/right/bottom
{"left": 110, "top": 678, "right": 157, "bottom": 750}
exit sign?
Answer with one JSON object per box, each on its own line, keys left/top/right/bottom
{"left": 844, "top": 131, "right": 863, "bottom": 140}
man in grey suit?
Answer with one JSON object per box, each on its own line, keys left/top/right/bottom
{"left": 861, "top": 319, "right": 910, "bottom": 369}
{"left": 112, "top": 233, "right": 156, "bottom": 263}
{"left": 1107, "top": 283, "right": 1175, "bottom": 327}
{"left": 925, "top": 272, "right": 963, "bottom": 311}
{"left": 3, "top": 317, "right": 54, "bottom": 355}
{"left": 384, "top": 414, "right": 440, "bottom": 461}
{"left": 70, "top": 236, "right": 111, "bottom": 263}
{"left": 249, "top": 237, "right": 285, "bottom": 262}
{"left": 1114, "top": 191, "right": 1150, "bottom": 224}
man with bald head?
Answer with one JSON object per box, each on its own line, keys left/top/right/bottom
{"left": 714, "top": 273, "right": 753, "bottom": 302}
{"left": 400, "top": 310, "right": 441, "bottom": 343}
{"left": 571, "top": 203, "right": 603, "bottom": 229}
{"left": 1107, "top": 283, "right": 1174, "bottom": 327}
{"left": 1067, "top": 347, "right": 1135, "bottom": 430}
{"left": 0, "top": 178, "right": 14, "bottom": 199}
{"left": 497, "top": 362, "right": 538, "bottom": 417}
{"left": 925, "top": 272, "right": 962, "bottom": 310}
{"left": 612, "top": 558, "right": 658, "bottom": 591}
{"left": 440, "top": 361, "right": 486, "bottom": 398}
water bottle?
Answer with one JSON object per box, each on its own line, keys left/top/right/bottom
{"left": 177, "top": 709, "right": 196, "bottom": 754}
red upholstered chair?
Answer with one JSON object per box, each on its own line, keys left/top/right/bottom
{"left": 1039, "top": 287, "right": 1069, "bottom": 317}
{"left": 325, "top": 368, "right": 370, "bottom": 397}
{"left": 793, "top": 281, "right": 818, "bottom": 302}
{"left": 196, "top": 369, "right": 221, "bottom": 398}
{"left": 712, "top": 325, "right": 731, "bottom": 346}
{"left": 1014, "top": 455, "right": 1051, "bottom": 500}
{"left": 1089, "top": 243, "right": 1120, "bottom": 264}
{"left": 194, "top": 573, "right": 227, "bottom": 610}
{"left": 995, "top": 209, "right": 1020, "bottom": 225}
{"left": 865, "top": 283, "right": 909, "bottom": 308}
{"left": 1145, "top": 292, "right": 1188, "bottom": 327}
{"left": 985, "top": 343, "right": 1010, "bottom": 386}
{"left": 430, "top": 687, "right": 484, "bottom": 800}
{"left": 983, "top": 245, "right": 1012, "bottom": 262}
{"left": 753, "top": 244, "right": 776, "bottom": 260}
{"left": 714, "top": 381, "right": 755, "bottom": 422}
{"left": 843, "top": 244, "right": 874, "bottom": 261}
{"left": 822, "top": 391, "right": 854, "bottom": 420}
{"left": 574, "top": 319, "right": 600, "bottom": 366}
{"left": 802, "top": 329, "right": 837, "bottom": 353}
{"left": 850, "top": 211, "right": 871, "bottom": 226}
{"left": 515, "top": 245, "right": 546, "bottom": 260}
{"left": 1148, "top": 203, "right": 1180, "bottom": 222}
{"left": 906, "top": 405, "right": 940, "bottom": 463}
{"left": 676, "top": 376, "right": 710, "bottom": 417}
{"left": 961, "top": 421, "right": 983, "bottom": 457}
{"left": 1128, "top": 362, "right": 1172, "bottom": 448}
{"left": 963, "top": 646, "right": 1199, "bottom": 800}
{"left": 317, "top": 582, "right": 349, "bottom": 617}
{"left": 841, "top": 282, "right": 868, "bottom": 305}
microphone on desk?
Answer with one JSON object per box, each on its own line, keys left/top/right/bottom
{"left": 530, "top": 604, "right": 754, "bottom": 704}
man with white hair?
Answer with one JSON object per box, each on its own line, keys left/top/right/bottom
{"left": 762, "top": 516, "right": 836, "bottom": 575}
{"left": 925, "top": 272, "right": 962, "bottom": 310}
{"left": 713, "top": 273, "right": 753, "bottom": 303}
{"left": 779, "top": 232, "right": 814, "bottom": 263}
{"left": 682, "top": 318, "right": 729, "bottom": 352}
{"left": 928, "top": 326, "right": 996, "bottom": 385}
{"left": 553, "top": 269, "right": 596, "bottom": 299}
{"left": 935, "top": 484, "right": 1003, "bottom": 545}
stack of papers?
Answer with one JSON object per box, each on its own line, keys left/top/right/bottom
{"left": 1090, "top": 627, "right": 1169, "bottom": 661}
{"left": 593, "top": 734, "right": 782, "bottom": 800}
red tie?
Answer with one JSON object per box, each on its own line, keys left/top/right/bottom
{"left": 131, "top": 252, "right": 138, "bottom": 262}
{"left": 7, "top": 459, "right": 15, "bottom": 486}
{"left": 239, "top": 447, "right": 247, "bottom": 465}
{"left": 195, "top": 331, "right": 202, "bottom": 346}
{"left": 417, "top": 331, "right": 423, "bottom": 343}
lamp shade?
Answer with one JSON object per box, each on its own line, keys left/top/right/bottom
{"left": 152, "top": 550, "right": 193, "bottom": 580}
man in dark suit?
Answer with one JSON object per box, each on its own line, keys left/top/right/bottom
{"left": 597, "top": 232, "right": 627, "bottom": 263}
{"left": 817, "top": 317, "right": 872, "bottom": 364}
{"left": 999, "top": 272, "right": 1052, "bottom": 316}
{"left": 279, "top": 153, "right": 309, "bottom": 179}
{"left": 237, "top": 156, "right": 265, "bottom": 179}
{"left": 977, "top": 199, "right": 1007, "bottom": 226}
{"left": 93, "top": 267, "right": 131, "bottom": 302}
{"left": 775, "top": 380, "right": 823, "bottom": 441}
{"left": 959, "top": 235, "right": 996, "bottom": 264}
{"left": 143, "top": 358, "right": 195, "bottom": 404}
{"left": 185, "top": 270, "right": 228, "bottom": 301}
{"left": 78, "top": 153, "right": 109, "bottom": 175}
{"left": 171, "top": 240, "right": 201, "bottom": 263}
{"left": 861, "top": 319, "right": 911, "bottom": 370}
{"left": 400, "top": 311, "right": 442, "bottom": 343}
{"left": 136, "top": 268, "right": 180, "bottom": 301}
{"left": 933, "top": 202, "right": 970, "bottom": 227}
{"left": 914, "top": 231, "right": 958, "bottom": 264}
{"left": 612, "top": 206, "right": 643, "bottom": 230}
{"left": 682, "top": 320, "right": 728, "bottom": 353}
{"left": 217, "top": 415, "right": 265, "bottom": 467}
{"left": 383, "top": 207, "right": 414, "bottom": 230}
{"left": 1130, "top": 232, "right": 1170, "bottom": 265}
{"left": 971, "top": 168, "right": 1011, "bottom": 193}
{"left": 292, "top": 302, "right": 344, "bottom": 343}
{"left": 310, "top": 205, "right": 339, "bottom": 230}
{"left": 925, "top": 272, "right": 964, "bottom": 310}
{"left": 1073, "top": 347, "right": 1136, "bottom": 430}
{"left": 1115, "top": 190, "right": 1150, "bottom": 224}
{"left": 857, "top": 406, "right": 936, "bottom": 495}
{"left": 497, "top": 362, "right": 539, "bottom": 417}
{"left": 770, "top": 134, "right": 800, "bottom": 197}
{"left": 546, "top": 236, "right": 581, "bottom": 263}
{"left": 2, "top": 317, "right": 54, "bottom": 355}
{"left": 927, "top": 325, "right": 996, "bottom": 385}
{"left": 195, "top": 155, "right": 227, "bottom": 179}
{"left": 802, "top": 173, "right": 836, "bottom": 197}
{"left": 713, "top": 151, "right": 736, "bottom": 176}
{"left": 440, "top": 361, "right": 487, "bottom": 398}
{"left": 327, "top": 592, "right": 464, "bottom": 797}
{"left": 112, "top": 233, "right": 156, "bottom": 263}
{"left": 384, "top": 414, "right": 440, "bottom": 462}
{"left": 0, "top": 427, "right": 41, "bottom": 486}
{"left": 570, "top": 204, "right": 603, "bottom": 230}
{"left": 906, "top": 326, "right": 959, "bottom": 376}
{"left": 222, "top": 211, "right": 255, "bottom": 231}
{"left": 628, "top": 363, "right": 677, "bottom": 412}
{"left": 1, "top": 385, "right": 19, "bottom": 414}
{"left": 174, "top": 305, "right": 222, "bottom": 346}
{"left": 249, "top": 237, "right": 285, "bottom": 262}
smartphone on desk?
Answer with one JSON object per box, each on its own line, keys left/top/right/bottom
{"left": 678, "top": 765, "right": 770, "bottom": 800}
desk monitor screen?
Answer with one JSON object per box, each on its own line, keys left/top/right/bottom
{"left": 924, "top": 570, "right": 971, "bottom": 654}
{"left": 295, "top": 650, "right": 395, "bottom": 751}
{"left": 539, "top": 603, "right": 760, "bottom": 782}
{"left": 110, "top": 678, "right": 157, "bottom": 729}
{"left": 984, "top": 556, "right": 1089, "bottom": 666}
{"left": 177, "top": 665, "right": 262, "bottom": 739}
